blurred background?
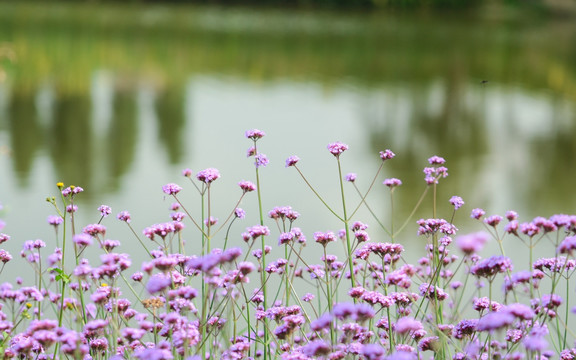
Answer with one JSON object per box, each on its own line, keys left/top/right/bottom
{"left": 0, "top": 0, "right": 575, "bottom": 274}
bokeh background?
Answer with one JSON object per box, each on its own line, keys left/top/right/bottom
{"left": 1, "top": 0, "right": 575, "bottom": 281}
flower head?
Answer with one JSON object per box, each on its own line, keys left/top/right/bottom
{"left": 285, "top": 156, "right": 300, "bottom": 167}
{"left": 327, "top": 142, "right": 349, "bottom": 157}
{"left": 234, "top": 208, "right": 246, "bottom": 219}
{"left": 245, "top": 129, "right": 266, "bottom": 140}
{"left": 428, "top": 156, "right": 446, "bottom": 165}
{"left": 117, "top": 211, "right": 131, "bottom": 223}
{"left": 380, "top": 149, "right": 395, "bottom": 161}
{"left": 98, "top": 205, "right": 111, "bottom": 217}
{"left": 162, "top": 183, "right": 182, "bottom": 195}
{"left": 345, "top": 173, "right": 357, "bottom": 182}
{"left": 196, "top": 168, "right": 221, "bottom": 184}
{"left": 449, "top": 196, "right": 464, "bottom": 210}
{"left": 238, "top": 180, "right": 256, "bottom": 193}
{"left": 47, "top": 215, "right": 63, "bottom": 227}
{"left": 383, "top": 178, "right": 402, "bottom": 188}
{"left": 254, "top": 153, "right": 269, "bottom": 168}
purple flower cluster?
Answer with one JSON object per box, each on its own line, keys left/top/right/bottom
{"left": 2, "top": 131, "right": 576, "bottom": 360}
{"left": 196, "top": 168, "right": 220, "bottom": 184}
{"left": 327, "top": 141, "right": 349, "bottom": 157}
{"left": 471, "top": 255, "right": 513, "bottom": 278}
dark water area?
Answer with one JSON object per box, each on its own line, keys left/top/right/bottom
{"left": 0, "top": 2, "right": 575, "bottom": 280}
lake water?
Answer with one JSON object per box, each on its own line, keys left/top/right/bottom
{"left": 0, "top": 2, "right": 576, "bottom": 280}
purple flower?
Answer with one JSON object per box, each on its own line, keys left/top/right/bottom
{"left": 419, "top": 283, "right": 449, "bottom": 301}
{"left": 327, "top": 142, "right": 349, "bottom": 157}
{"left": 47, "top": 215, "right": 63, "bottom": 227}
{"left": 98, "top": 205, "right": 111, "bottom": 217}
{"left": 506, "top": 303, "right": 535, "bottom": 320}
{"left": 73, "top": 234, "right": 93, "bottom": 247}
{"left": 0, "top": 233, "right": 10, "bottom": 244}
{"left": 196, "top": 168, "right": 221, "bottom": 184}
{"left": 62, "top": 185, "right": 84, "bottom": 197}
{"left": 0, "top": 250, "right": 12, "bottom": 263}
{"left": 523, "top": 335, "right": 548, "bottom": 352}
{"left": 383, "top": 178, "right": 402, "bottom": 188}
{"left": 302, "top": 340, "right": 331, "bottom": 357}
{"left": 471, "top": 255, "right": 513, "bottom": 278}
{"left": 454, "top": 319, "right": 478, "bottom": 339}
{"left": 238, "top": 180, "right": 256, "bottom": 192}
{"left": 83, "top": 224, "right": 106, "bottom": 237}
{"left": 245, "top": 225, "right": 270, "bottom": 240}
{"left": 470, "top": 208, "right": 486, "bottom": 220}
{"left": 361, "top": 344, "right": 386, "bottom": 360}
{"left": 558, "top": 235, "right": 576, "bottom": 255}
{"left": 112, "top": 212, "right": 130, "bottom": 224}
{"left": 449, "top": 196, "right": 464, "bottom": 210}
{"left": 394, "top": 317, "right": 423, "bottom": 334}
{"left": 246, "top": 146, "right": 256, "bottom": 157}
{"left": 254, "top": 153, "right": 269, "bottom": 168}
{"left": 204, "top": 216, "right": 218, "bottom": 226}
{"left": 418, "top": 337, "right": 440, "bottom": 352}
{"left": 182, "top": 168, "right": 192, "bottom": 177}
{"left": 245, "top": 129, "right": 266, "bottom": 140}
{"left": 146, "top": 274, "right": 172, "bottom": 294}
{"left": 476, "top": 311, "right": 514, "bottom": 331}
{"left": 506, "top": 210, "right": 519, "bottom": 221}
{"left": 310, "top": 313, "right": 333, "bottom": 331}
{"left": 455, "top": 232, "right": 489, "bottom": 255}
{"left": 66, "top": 204, "right": 78, "bottom": 213}
{"left": 380, "top": 149, "right": 395, "bottom": 160}
{"left": 302, "top": 293, "right": 315, "bottom": 302}
{"left": 314, "top": 231, "right": 336, "bottom": 246}
{"left": 162, "top": 183, "right": 182, "bottom": 195}
{"left": 234, "top": 208, "right": 246, "bottom": 219}
{"left": 285, "top": 155, "right": 300, "bottom": 167}
{"left": 484, "top": 215, "right": 503, "bottom": 227}
{"left": 428, "top": 155, "right": 446, "bottom": 165}
{"left": 345, "top": 173, "right": 357, "bottom": 182}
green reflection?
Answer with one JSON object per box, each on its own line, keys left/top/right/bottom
{"left": 49, "top": 95, "right": 94, "bottom": 191}
{"left": 106, "top": 91, "right": 137, "bottom": 192}
{"left": 157, "top": 87, "right": 186, "bottom": 164}
{"left": 8, "top": 93, "right": 43, "bottom": 187}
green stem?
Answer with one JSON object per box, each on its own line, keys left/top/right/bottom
{"left": 337, "top": 157, "right": 356, "bottom": 290}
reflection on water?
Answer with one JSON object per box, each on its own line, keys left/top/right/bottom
{"left": 0, "top": 3, "right": 576, "bottom": 267}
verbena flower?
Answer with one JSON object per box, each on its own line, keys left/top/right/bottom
{"left": 345, "top": 173, "right": 357, "bottom": 182}
{"left": 327, "top": 142, "right": 349, "bottom": 157}
{"left": 285, "top": 155, "right": 300, "bottom": 167}
{"left": 245, "top": 129, "right": 266, "bottom": 140}
{"left": 162, "top": 183, "right": 182, "bottom": 195}
{"left": 98, "top": 205, "right": 111, "bottom": 217}
{"left": 455, "top": 232, "right": 489, "bottom": 255}
{"left": 47, "top": 215, "right": 63, "bottom": 227}
{"left": 471, "top": 255, "right": 513, "bottom": 279}
{"left": 234, "top": 208, "right": 246, "bottom": 219}
{"left": 449, "top": 196, "right": 464, "bottom": 210}
{"left": 470, "top": 208, "right": 486, "bottom": 220}
{"left": 238, "top": 180, "right": 256, "bottom": 193}
{"left": 254, "top": 153, "right": 269, "bottom": 168}
{"left": 116, "top": 211, "right": 131, "bottom": 223}
{"left": 196, "top": 168, "right": 221, "bottom": 184}
{"left": 380, "top": 149, "right": 395, "bottom": 160}
{"left": 383, "top": 178, "right": 402, "bottom": 188}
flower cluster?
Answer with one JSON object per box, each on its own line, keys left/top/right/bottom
{"left": 1, "top": 130, "right": 575, "bottom": 360}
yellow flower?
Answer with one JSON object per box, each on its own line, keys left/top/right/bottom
{"left": 26, "top": 302, "right": 32, "bottom": 308}
{"left": 56, "top": 182, "right": 64, "bottom": 188}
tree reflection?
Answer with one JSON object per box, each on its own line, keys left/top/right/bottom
{"left": 157, "top": 87, "right": 185, "bottom": 164}
{"left": 8, "top": 92, "right": 43, "bottom": 187}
